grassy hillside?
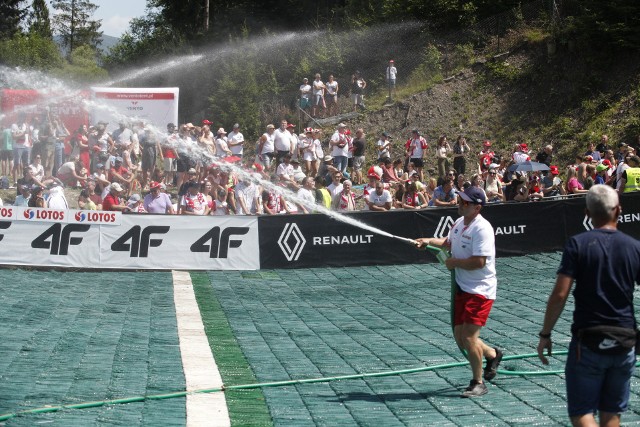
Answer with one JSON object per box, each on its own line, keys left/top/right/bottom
{"left": 340, "top": 31, "right": 640, "bottom": 176}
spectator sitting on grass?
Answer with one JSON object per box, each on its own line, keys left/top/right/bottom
{"left": 541, "top": 166, "right": 565, "bottom": 197}
{"left": 77, "top": 189, "right": 97, "bottom": 210}
{"left": 483, "top": 168, "right": 505, "bottom": 203}
{"left": 28, "top": 185, "right": 45, "bottom": 208}
{"left": 332, "top": 179, "right": 356, "bottom": 211}
{"left": 429, "top": 178, "right": 457, "bottom": 207}
{"left": 14, "top": 185, "right": 31, "bottom": 206}
{"left": 566, "top": 167, "right": 588, "bottom": 195}
{"left": 366, "top": 180, "right": 392, "bottom": 211}
{"left": 402, "top": 181, "right": 429, "bottom": 209}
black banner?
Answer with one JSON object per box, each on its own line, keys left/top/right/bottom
{"left": 258, "top": 193, "right": 640, "bottom": 269}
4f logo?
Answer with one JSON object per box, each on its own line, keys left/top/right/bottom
{"left": 31, "top": 223, "right": 90, "bottom": 255}
{"left": 0, "top": 221, "right": 11, "bottom": 242}
{"left": 190, "top": 227, "right": 249, "bottom": 258}
{"left": 111, "top": 225, "right": 170, "bottom": 257}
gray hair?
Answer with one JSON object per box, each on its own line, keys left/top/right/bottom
{"left": 343, "top": 180, "right": 352, "bottom": 187}
{"left": 586, "top": 185, "right": 619, "bottom": 221}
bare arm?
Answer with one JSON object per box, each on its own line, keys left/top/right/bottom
{"left": 537, "top": 274, "right": 573, "bottom": 364}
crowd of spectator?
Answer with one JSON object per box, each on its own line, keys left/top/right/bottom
{"left": 1, "top": 109, "right": 639, "bottom": 216}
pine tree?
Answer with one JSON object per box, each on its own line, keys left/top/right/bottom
{"left": 51, "top": 0, "right": 102, "bottom": 56}
{"left": 29, "top": 0, "right": 52, "bottom": 38}
{"left": 0, "top": 0, "right": 28, "bottom": 40}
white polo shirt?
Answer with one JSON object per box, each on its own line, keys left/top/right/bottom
{"left": 447, "top": 214, "right": 497, "bottom": 299}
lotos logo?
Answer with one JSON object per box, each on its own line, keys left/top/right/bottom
{"left": 73, "top": 211, "right": 117, "bottom": 223}
{"left": 23, "top": 209, "right": 65, "bottom": 221}
{"left": 0, "top": 207, "right": 14, "bottom": 218}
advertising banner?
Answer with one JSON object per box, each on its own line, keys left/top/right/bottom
{"left": 99, "top": 215, "right": 259, "bottom": 270}
{"left": 0, "top": 89, "right": 89, "bottom": 132}
{"left": 258, "top": 194, "right": 640, "bottom": 270}
{"left": 0, "top": 214, "right": 258, "bottom": 270}
{"left": 90, "top": 87, "right": 179, "bottom": 131}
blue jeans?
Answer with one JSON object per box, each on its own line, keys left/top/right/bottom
{"left": 565, "top": 337, "right": 636, "bottom": 417}
{"left": 333, "top": 155, "right": 347, "bottom": 174}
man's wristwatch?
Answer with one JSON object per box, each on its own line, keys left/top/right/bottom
{"left": 539, "top": 332, "right": 551, "bottom": 339}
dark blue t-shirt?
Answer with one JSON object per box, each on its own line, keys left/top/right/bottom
{"left": 558, "top": 228, "right": 640, "bottom": 333}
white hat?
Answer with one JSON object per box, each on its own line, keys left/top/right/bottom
{"left": 111, "top": 182, "right": 124, "bottom": 192}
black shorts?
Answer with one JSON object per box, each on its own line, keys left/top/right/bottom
{"left": 177, "top": 157, "right": 194, "bottom": 173}
{"left": 347, "top": 157, "right": 354, "bottom": 168}
{"left": 0, "top": 150, "right": 11, "bottom": 161}
{"left": 411, "top": 158, "right": 424, "bottom": 168}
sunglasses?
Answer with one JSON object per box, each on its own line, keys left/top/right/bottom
{"left": 489, "top": 172, "right": 496, "bottom": 175}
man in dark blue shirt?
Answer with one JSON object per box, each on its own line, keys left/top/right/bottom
{"left": 537, "top": 185, "right": 640, "bottom": 427}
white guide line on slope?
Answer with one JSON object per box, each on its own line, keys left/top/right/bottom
{"left": 172, "top": 270, "right": 230, "bottom": 427}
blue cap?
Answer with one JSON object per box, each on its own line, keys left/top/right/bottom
{"left": 457, "top": 186, "right": 486, "bottom": 206}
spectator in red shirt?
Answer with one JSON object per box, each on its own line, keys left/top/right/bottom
{"left": 102, "top": 182, "right": 130, "bottom": 211}
{"left": 109, "top": 157, "right": 134, "bottom": 188}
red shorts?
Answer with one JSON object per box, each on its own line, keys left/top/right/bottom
{"left": 454, "top": 290, "right": 494, "bottom": 326}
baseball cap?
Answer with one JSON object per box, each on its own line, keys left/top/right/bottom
{"left": 149, "top": 181, "right": 162, "bottom": 189}
{"left": 338, "top": 123, "right": 347, "bottom": 128}
{"left": 549, "top": 165, "right": 560, "bottom": 175}
{"left": 128, "top": 194, "right": 141, "bottom": 203}
{"left": 96, "top": 163, "right": 104, "bottom": 169}
{"left": 457, "top": 186, "right": 486, "bottom": 206}
{"left": 115, "top": 156, "right": 123, "bottom": 163}
{"left": 233, "top": 123, "right": 240, "bottom": 129}
{"left": 266, "top": 124, "right": 275, "bottom": 130}
{"left": 217, "top": 128, "right": 227, "bottom": 134}
{"left": 596, "top": 164, "right": 609, "bottom": 172}
{"left": 520, "top": 143, "right": 528, "bottom": 151}
{"left": 188, "top": 168, "right": 197, "bottom": 174}
{"left": 323, "top": 155, "right": 333, "bottom": 162}
{"left": 286, "top": 123, "right": 295, "bottom": 128}
{"left": 483, "top": 140, "right": 492, "bottom": 147}
{"left": 202, "top": 119, "right": 213, "bottom": 125}
{"left": 111, "top": 182, "right": 124, "bottom": 192}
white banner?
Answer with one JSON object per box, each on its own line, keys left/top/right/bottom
{"left": 0, "top": 215, "right": 259, "bottom": 270}
{"left": 13, "top": 207, "right": 123, "bottom": 225}
{"left": 90, "top": 87, "right": 179, "bottom": 131}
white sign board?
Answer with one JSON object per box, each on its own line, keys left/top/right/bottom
{"left": 90, "top": 87, "right": 179, "bottom": 132}
{"left": 0, "top": 214, "right": 259, "bottom": 270}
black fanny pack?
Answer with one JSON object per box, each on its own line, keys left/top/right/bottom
{"left": 578, "top": 325, "right": 638, "bottom": 355}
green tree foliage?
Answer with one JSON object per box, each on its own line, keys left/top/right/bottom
{"left": 0, "top": 0, "right": 28, "bottom": 40}
{"left": 105, "top": 11, "right": 186, "bottom": 68}
{"left": 207, "top": 30, "right": 275, "bottom": 139}
{"left": 29, "top": 0, "right": 53, "bottom": 38}
{"left": 53, "top": 44, "right": 108, "bottom": 82}
{"left": 564, "top": 0, "right": 640, "bottom": 50}
{"left": 51, "top": 0, "right": 102, "bottom": 56}
{"left": 0, "top": 33, "right": 63, "bottom": 69}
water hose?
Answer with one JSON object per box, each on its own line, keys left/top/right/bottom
{"left": 0, "top": 351, "right": 568, "bottom": 422}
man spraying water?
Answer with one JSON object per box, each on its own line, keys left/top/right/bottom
{"left": 415, "top": 186, "right": 503, "bottom": 397}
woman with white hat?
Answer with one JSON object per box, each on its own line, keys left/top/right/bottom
{"left": 215, "top": 128, "right": 232, "bottom": 158}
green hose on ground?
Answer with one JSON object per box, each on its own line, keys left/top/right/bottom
{"left": 0, "top": 350, "right": 570, "bottom": 422}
